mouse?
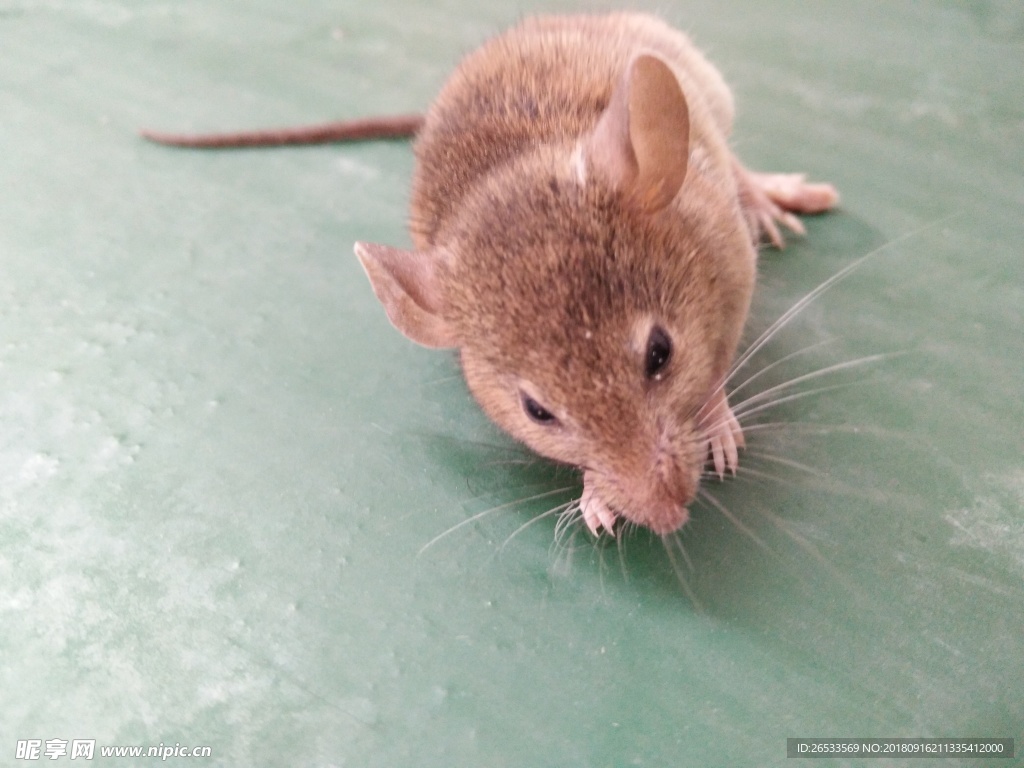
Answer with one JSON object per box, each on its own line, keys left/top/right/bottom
{"left": 142, "top": 12, "right": 838, "bottom": 536}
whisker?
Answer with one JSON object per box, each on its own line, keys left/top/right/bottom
{"left": 755, "top": 507, "right": 830, "bottom": 567}
{"left": 760, "top": 507, "right": 862, "bottom": 599}
{"left": 742, "top": 421, "right": 920, "bottom": 445}
{"left": 730, "top": 352, "right": 901, "bottom": 416}
{"left": 422, "top": 373, "right": 468, "bottom": 386}
{"left": 728, "top": 256, "right": 871, "bottom": 382}
{"left": 698, "top": 488, "right": 773, "bottom": 555}
{"left": 727, "top": 339, "right": 835, "bottom": 402}
{"left": 480, "top": 457, "right": 543, "bottom": 468}
{"left": 742, "top": 450, "right": 823, "bottom": 476}
{"left": 449, "top": 479, "right": 564, "bottom": 510}
{"left": 694, "top": 356, "right": 886, "bottom": 459}
{"left": 698, "top": 215, "right": 958, "bottom": 419}
{"left": 719, "top": 464, "right": 796, "bottom": 487}
{"left": 728, "top": 216, "right": 955, "bottom": 382}
{"left": 615, "top": 526, "right": 630, "bottom": 583}
{"left": 552, "top": 502, "right": 591, "bottom": 565}
{"left": 731, "top": 381, "right": 865, "bottom": 422}
{"left": 548, "top": 524, "right": 579, "bottom": 577}
{"left": 731, "top": 421, "right": 834, "bottom": 435}
{"left": 671, "top": 530, "right": 695, "bottom": 572}
{"left": 500, "top": 500, "right": 575, "bottom": 551}
{"left": 553, "top": 507, "right": 575, "bottom": 539}
{"left": 662, "top": 534, "right": 702, "bottom": 608}
{"left": 418, "top": 485, "right": 575, "bottom": 555}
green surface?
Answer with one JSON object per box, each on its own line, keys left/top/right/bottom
{"left": 2, "top": 1, "right": 1022, "bottom": 766}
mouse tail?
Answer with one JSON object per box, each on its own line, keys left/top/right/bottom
{"left": 139, "top": 114, "right": 424, "bottom": 148}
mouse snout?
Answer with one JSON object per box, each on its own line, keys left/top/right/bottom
{"left": 607, "top": 433, "right": 703, "bottom": 535}
{"left": 641, "top": 501, "right": 691, "bottom": 536}
{"left": 638, "top": 465, "right": 699, "bottom": 534}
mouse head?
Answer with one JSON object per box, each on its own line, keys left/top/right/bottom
{"left": 355, "top": 55, "right": 755, "bottom": 534}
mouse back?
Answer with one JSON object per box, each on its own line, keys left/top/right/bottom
{"left": 407, "top": 13, "right": 740, "bottom": 249}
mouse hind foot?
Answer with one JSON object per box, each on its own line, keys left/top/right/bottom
{"left": 733, "top": 160, "right": 839, "bottom": 248}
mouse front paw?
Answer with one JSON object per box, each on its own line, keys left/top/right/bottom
{"left": 581, "top": 471, "right": 618, "bottom": 536}
{"left": 699, "top": 390, "right": 745, "bottom": 479}
{"left": 733, "top": 161, "right": 839, "bottom": 248}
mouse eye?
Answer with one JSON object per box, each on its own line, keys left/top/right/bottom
{"left": 645, "top": 325, "right": 673, "bottom": 380}
{"left": 521, "top": 392, "right": 559, "bottom": 425}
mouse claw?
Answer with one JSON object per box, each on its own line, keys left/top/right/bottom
{"left": 733, "top": 163, "right": 839, "bottom": 249}
{"left": 581, "top": 472, "right": 618, "bottom": 536}
{"left": 700, "top": 391, "right": 744, "bottom": 479}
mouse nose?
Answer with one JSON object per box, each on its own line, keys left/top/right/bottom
{"left": 643, "top": 503, "right": 691, "bottom": 535}
{"left": 618, "top": 463, "right": 697, "bottom": 534}
{"left": 644, "top": 468, "right": 697, "bottom": 531}
{"left": 599, "top": 420, "right": 702, "bottom": 534}
{"left": 638, "top": 436, "right": 701, "bottom": 533}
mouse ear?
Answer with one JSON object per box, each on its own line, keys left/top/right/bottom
{"left": 354, "top": 242, "right": 457, "bottom": 349}
{"left": 585, "top": 54, "right": 690, "bottom": 213}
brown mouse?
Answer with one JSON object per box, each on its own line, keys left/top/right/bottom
{"left": 143, "top": 13, "right": 838, "bottom": 536}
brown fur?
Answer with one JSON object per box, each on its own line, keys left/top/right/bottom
{"left": 354, "top": 13, "right": 837, "bottom": 534}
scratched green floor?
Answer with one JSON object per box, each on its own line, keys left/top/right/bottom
{"left": 2, "top": 1, "right": 1022, "bottom": 766}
